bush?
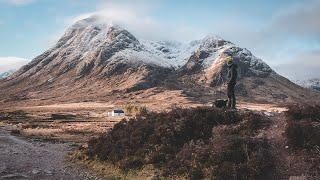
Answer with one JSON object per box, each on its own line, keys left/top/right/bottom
{"left": 87, "top": 107, "right": 274, "bottom": 178}
{"left": 286, "top": 121, "right": 320, "bottom": 148}
{"left": 285, "top": 105, "right": 320, "bottom": 122}
{"left": 0, "top": 110, "right": 28, "bottom": 120}
{"left": 285, "top": 105, "right": 320, "bottom": 149}
{"left": 123, "top": 104, "right": 148, "bottom": 116}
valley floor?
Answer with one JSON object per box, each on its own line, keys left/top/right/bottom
{"left": 0, "top": 101, "right": 315, "bottom": 179}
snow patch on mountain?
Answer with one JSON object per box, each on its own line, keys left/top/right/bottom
{"left": 140, "top": 40, "right": 201, "bottom": 68}
{"left": 0, "top": 70, "right": 15, "bottom": 79}
{"left": 296, "top": 78, "right": 320, "bottom": 91}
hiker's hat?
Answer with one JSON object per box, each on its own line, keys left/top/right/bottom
{"left": 226, "top": 56, "right": 233, "bottom": 66}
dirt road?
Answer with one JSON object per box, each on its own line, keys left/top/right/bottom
{"left": 0, "top": 125, "right": 102, "bottom": 180}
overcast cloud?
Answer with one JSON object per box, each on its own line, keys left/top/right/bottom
{"left": 0, "top": 57, "right": 29, "bottom": 72}
{"left": 65, "top": 0, "right": 203, "bottom": 42}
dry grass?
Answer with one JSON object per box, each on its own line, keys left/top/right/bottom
{"left": 15, "top": 121, "right": 115, "bottom": 142}
{"left": 71, "top": 150, "right": 159, "bottom": 180}
{"left": 1, "top": 109, "right": 122, "bottom": 142}
{"left": 22, "top": 128, "right": 63, "bottom": 138}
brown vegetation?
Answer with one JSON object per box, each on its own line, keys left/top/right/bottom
{"left": 285, "top": 105, "right": 320, "bottom": 178}
{"left": 123, "top": 103, "right": 148, "bottom": 116}
{"left": 0, "top": 110, "right": 29, "bottom": 120}
{"left": 285, "top": 105, "right": 320, "bottom": 149}
{"left": 87, "top": 107, "right": 275, "bottom": 179}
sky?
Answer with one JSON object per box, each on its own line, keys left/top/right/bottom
{"left": 0, "top": 0, "right": 319, "bottom": 81}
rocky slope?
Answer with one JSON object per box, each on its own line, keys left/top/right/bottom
{"left": 0, "top": 15, "right": 318, "bottom": 105}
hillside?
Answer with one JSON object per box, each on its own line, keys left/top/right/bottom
{"left": 0, "top": 15, "right": 319, "bottom": 107}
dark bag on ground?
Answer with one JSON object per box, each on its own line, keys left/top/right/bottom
{"left": 214, "top": 99, "right": 228, "bottom": 108}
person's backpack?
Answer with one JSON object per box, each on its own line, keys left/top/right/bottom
{"left": 214, "top": 99, "right": 228, "bottom": 108}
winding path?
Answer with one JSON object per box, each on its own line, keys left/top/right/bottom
{"left": 0, "top": 126, "right": 102, "bottom": 180}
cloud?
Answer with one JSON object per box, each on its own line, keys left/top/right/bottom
{"left": 4, "top": 0, "right": 36, "bottom": 5}
{"left": 65, "top": 0, "right": 202, "bottom": 42}
{"left": 0, "top": 57, "right": 30, "bottom": 72}
{"left": 212, "top": 0, "right": 320, "bottom": 81}
{"left": 269, "top": 1, "right": 320, "bottom": 38}
{"left": 273, "top": 50, "right": 320, "bottom": 80}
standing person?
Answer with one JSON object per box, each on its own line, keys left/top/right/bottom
{"left": 226, "top": 56, "right": 238, "bottom": 109}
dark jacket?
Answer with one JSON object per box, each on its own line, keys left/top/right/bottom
{"left": 227, "top": 64, "right": 238, "bottom": 85}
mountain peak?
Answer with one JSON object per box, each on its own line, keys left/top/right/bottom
{"left": 2, "top": 16, "right": 316, "bottom": 104}
{"left": 202, "top": 34, "right": 225, "bottom": 42}
{"left": 70, "top": 15, "right": 110, "bottom": 30}
{"left": 197, "top": 35, "right": 231, "bottom": 51}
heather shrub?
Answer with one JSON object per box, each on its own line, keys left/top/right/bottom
{"left": 285, "top": 105, "right": 320, "bottom": 149}
{"left": 285, "top": 105, "right": 320, "bottom": 122}
{"left": 123, "top": 104, "right": 148, "bottom": 116}
{"left": 0, "top": 110, "right": 28, "bottom": 120}
{"left": 285, "top": 105, "right": 320, "bottom": 178}
{"left": 87, "top": 107, "right": 274, "bottom": 178}
{"left": 286, "top": 121, "right": 320, "bottom": 148}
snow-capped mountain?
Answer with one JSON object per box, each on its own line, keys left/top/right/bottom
{"left": 11, "top": 16, "right": 272, "bottom": 79}
{"left": 296, "top": 79, "right": 320, "bottom": 91}
{"left": 1, "top": 15, "right": 318, "bottom": 103}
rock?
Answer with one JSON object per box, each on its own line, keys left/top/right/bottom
{"left": 150, "top": 174, "right": 161, "bottom": 180}
{"left": 289, "top": 176, "right": 307, "bottom": 180}
{"left": 1, "top": 173, "right": 29, "bottom": 179}
{"left": 264, "top": 112, "right": 273, "bottom": 117}
{"left": 32, "top": 169, "right": 41, "bottom": 174}
{"left": 44, "top": 170, "right": 53, "bottom": 176}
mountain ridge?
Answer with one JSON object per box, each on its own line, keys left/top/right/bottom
{"left": 1, "top": 16, "right": 319, "bottom": 105}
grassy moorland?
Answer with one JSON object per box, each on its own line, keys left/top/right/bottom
{"left": 83, "top": 107, "right": 276, "bottom": 179}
